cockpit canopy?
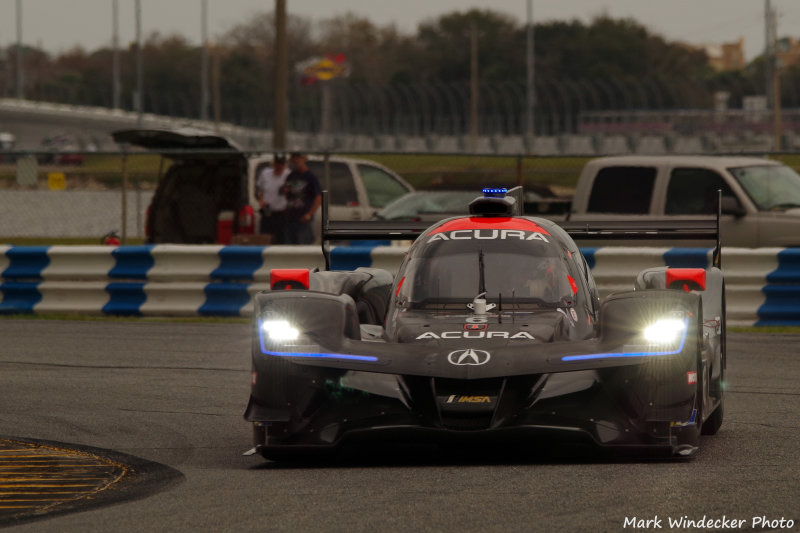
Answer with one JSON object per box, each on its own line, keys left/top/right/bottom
{"left": 395, "top": 217, "right": 577, "bottom": 308}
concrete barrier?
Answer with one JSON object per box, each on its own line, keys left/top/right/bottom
{"left": 1, "top": 244, "right": 798, "bottom": 325}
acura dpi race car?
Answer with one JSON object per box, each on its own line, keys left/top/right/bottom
{"left": 244, "top": 188, "right": 725, "bottom": 459}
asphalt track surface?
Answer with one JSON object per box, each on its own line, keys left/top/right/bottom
{"left": 0, "top": 320, "right": 797, "bottom": 532}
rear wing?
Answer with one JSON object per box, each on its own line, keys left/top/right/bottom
{"left": 320, "top": 188, "right": 722, "bottom": 270}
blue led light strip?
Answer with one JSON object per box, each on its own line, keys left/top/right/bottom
{"left": 258, "top": 318, "right": 379, "bottom": 362}
{"left": 561, "top": 317, "right": 690, "bottom": 362}
{"left": 482, "top": 187, "right": 508, "bottom": 198}
{"left": 261, "top": 349, "right": 378, "bottom": 362}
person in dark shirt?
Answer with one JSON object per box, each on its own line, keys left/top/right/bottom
{"left": 282, "top": 152, "right": 322, "bottom": 244}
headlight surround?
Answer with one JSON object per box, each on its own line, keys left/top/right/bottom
{"left": 562, "top": 314, "right": 690, "bottom": 362}
{"left": 642, "top": 317, "right": 686, "bottom": 345}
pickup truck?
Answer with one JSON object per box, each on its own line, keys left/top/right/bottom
{"left": 554, "top": 155, "right": 800, "bottom": 247}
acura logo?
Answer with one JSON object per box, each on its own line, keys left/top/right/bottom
{"left": 447, "top": 349, "right": 491, "bottom": 366}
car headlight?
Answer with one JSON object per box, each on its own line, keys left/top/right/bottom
{"left": 261, "top": 319, "right": 299, "bottom": 341}
{"left": 643, "top": 318, "right": 686, "bottom": 344}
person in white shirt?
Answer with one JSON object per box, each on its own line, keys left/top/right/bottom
{"left": 256, "top": 154, "right": 290, "bottom": 243}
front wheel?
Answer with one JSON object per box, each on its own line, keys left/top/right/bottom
{"left": 701, "top": 400, "right": 724, "bottom": 435}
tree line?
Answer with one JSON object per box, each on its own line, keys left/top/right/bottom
{"left": 0, "top": 8, "right": 792, "bottom": 130}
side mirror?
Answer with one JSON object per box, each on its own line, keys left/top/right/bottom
{"left": 720, "top": 196, "right": 746, "bottom": 217}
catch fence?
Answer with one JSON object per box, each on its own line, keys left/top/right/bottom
{"left": 12, "top": 76, "right": 800, "bottom": 138}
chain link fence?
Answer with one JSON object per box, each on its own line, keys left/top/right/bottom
{"left": 10, "top": 76, "right": 800, "bottom": 138}
{"left": 0, "top": 149, "right": 581, "bottom": 243}
{"left": 2, "top": 148, "right": 799, "bottom": 243}
{"left": 0, "top": 152, "right": 156, "bottom": 242}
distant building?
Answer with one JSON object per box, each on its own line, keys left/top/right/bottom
{"left": 700, "top": 38, "right": 746, "bottom": 71}
{"left": 776, "top": 37, "right": 800, "bottom": 68}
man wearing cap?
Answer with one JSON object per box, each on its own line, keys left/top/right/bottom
{"left": 256, "top": 154, "right": 290, "bottom": 243}
{"left": 282, "top": 152, "right": 322, "bottom": 244}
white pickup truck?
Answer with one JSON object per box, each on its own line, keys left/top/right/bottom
{"left": 559, "top": 155, "right": 800, "bottom": 247}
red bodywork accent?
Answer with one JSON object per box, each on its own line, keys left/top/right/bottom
{"left": 428, "top": 217, "right": 551, "bottom": 236}
{"left": 395, "top": 276, "right": 405, "bottom": 296}
{"left": 270, "top": 269, "right": 310, "bottom": 290}
{"left": 666, "top": 268, "right": 706, "bottom": 292}
{"left": 567, "top": 275, "right": 578, "bottom": 294}
{"left": 464, "top": 324, "right": 488, "bottom": 331}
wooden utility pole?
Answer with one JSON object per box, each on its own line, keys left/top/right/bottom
{"left": 273, "top": 0, "right": 288, "bottom": 151}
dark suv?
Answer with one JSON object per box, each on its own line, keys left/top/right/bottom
{"left": 113, "top": 128, "right": 413, "bottom": 244}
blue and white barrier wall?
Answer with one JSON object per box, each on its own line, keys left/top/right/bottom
{"left": 1, "top": 244, "right": 799, "bottom": 326}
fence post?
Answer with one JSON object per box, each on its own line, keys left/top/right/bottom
{"left": 121, "top": 149, "right": 128, "bottom": 244}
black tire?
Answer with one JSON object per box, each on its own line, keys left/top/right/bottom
{"left": 674, "top": 294, "right": 705, "bottom": 451}
{"left": 701, "top": 400, "right": 724, "bottom": 435}
{"left": 702, "top": 283, "right": 725, "bottom": 436}
{"left": 721, "top": 283, "right": 727, "bottom": 372}
{"left": 690, "top": 298, "right": 704, "bottom": 446}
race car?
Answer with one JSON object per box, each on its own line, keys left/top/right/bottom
{"left": 244, "top": 187, "right": 725, "bottom": 459}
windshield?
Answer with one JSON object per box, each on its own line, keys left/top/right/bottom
{"left": 729, "top": 164, "right": 800, "bottom": 210}
{"left": 398, "top": 251, "right": 575, "bottom": 308}
{"left": 377, "top": 191, "right": 477, "bottom": 220}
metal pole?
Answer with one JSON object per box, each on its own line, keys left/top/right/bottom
{"left": 273, "top": 0, "right": 288, "bottom": 151}
{"left": 470, "top": 21, "right": 479, "bottom": 153}
{"left": 16, "top": 0, "right": 23, "bottom": 99}
{"left": 213, "top": 46, "right": 222, "bottom": 133}
{"left": 121, "top": 151, "right": 128, "bottom": 245}
{"left": 136, "top": 0, "right": 143, "bottom": 126}
{"left": 112, "top": 0, "right": 120, "bottom": 109}
{"left": 765, "top": 0, "right": 773, "bottom": 109}
{"left": 135, "top": 174, "right": 142, "bottom": 239}
{"left": 525, "top": 0, "right": 535, "bottom": 142}
{"left": 323, "top": 152, "right": 331, "bottom": 192}
{"left": 321, "top": 83, "right": 332, "bottom": 139}
{"left": 773, "top": 73, "right": 782, "bottom": 150}
{"left": 772, "top": 72, "right": 783, "bottom": 152}
{"left": 200, "top": 0, "right": 209, "bottom": 121}
{"left": 772, "top": 4, "right": 782, "bottom": 151}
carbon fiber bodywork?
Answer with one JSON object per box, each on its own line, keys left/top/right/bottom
{"left": 245, "top": 209, "right": 725, "bottom": 459}
{"left": 246, "top": 289, "right": 710, "bottom": 457}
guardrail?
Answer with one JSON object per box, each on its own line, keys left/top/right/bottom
{"left": 1, "top": 244, "right": 798, "bottom": 326}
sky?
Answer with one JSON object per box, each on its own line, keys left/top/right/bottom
{"left": 0, "top": 0, "right": 798, "bottom": 62}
